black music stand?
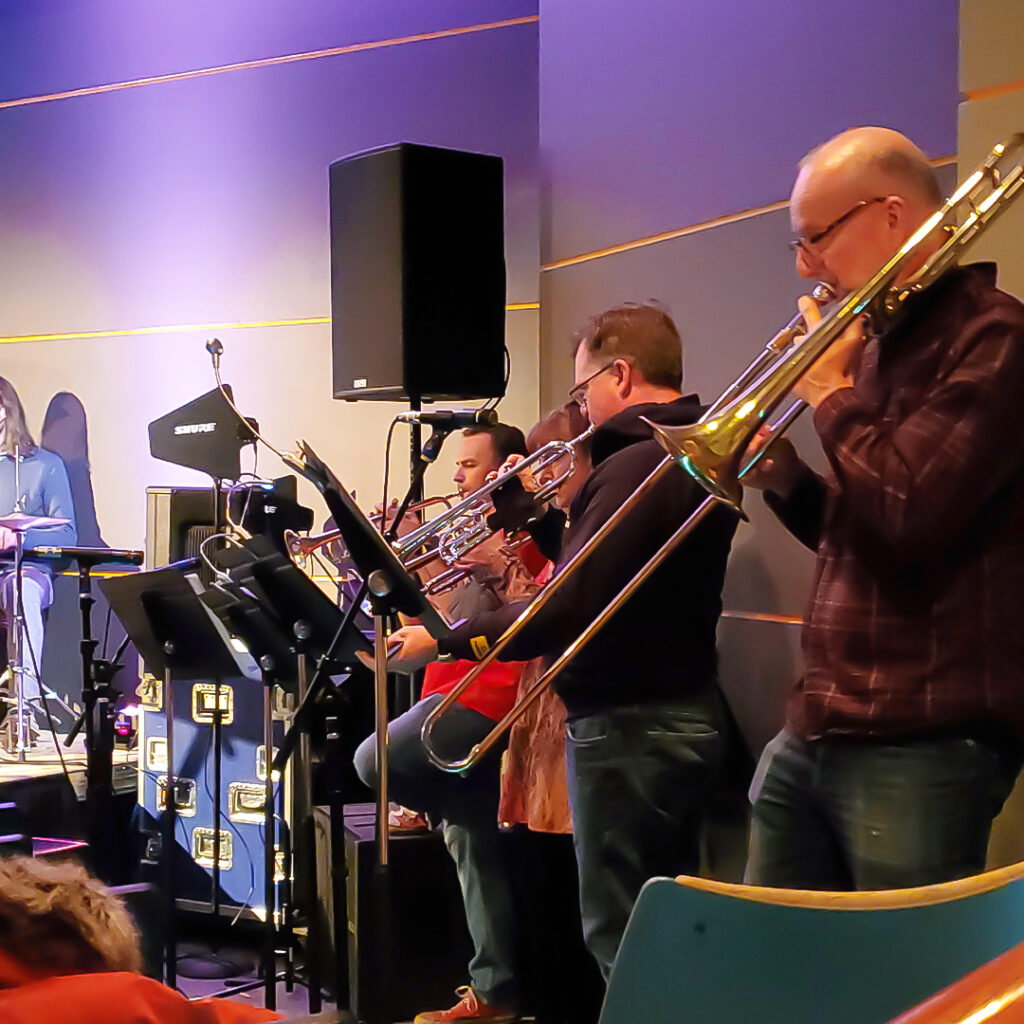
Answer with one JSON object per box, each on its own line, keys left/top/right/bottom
{"left": 100, "top": 566, "right": 241, "bottom": 991}
{"left": 285, "top": 443, "right": 453, "bottom": 1024}
{"left": 284, "top": 443, "right": 449, "bottom": 855}
{"left": 28, "top": 545, "right": 144, "bottom": 881}
{"left": 200, "top": 577, "right": 297, "bottom": 1011}
{"left": 214, "top": 535, "right": 370, "bottom": 1013}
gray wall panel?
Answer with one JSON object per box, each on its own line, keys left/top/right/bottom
{"left": 957, "top": 92, "right": 1024, "bottom": 305}
{"left": 959, "top": 0, "right": 1024, "bottom": 93}
{"left": 541, "top": 164, "right": 957, "bottom": 410}
{"left": 959, "top": 5, "right": 1024, "bottom": 869}
{"left": 718, "top": 616, "right": 803, "bottom": 758}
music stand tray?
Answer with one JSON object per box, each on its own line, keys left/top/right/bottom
{"left": 100, "top": 566, "right": 243, "bottom": 990}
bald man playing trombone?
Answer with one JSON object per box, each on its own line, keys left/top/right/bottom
{"left": 744, "top": 127, "right": 1024, "bottom": 890}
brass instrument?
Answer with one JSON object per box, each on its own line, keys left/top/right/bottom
{"left": 394, "top": 424, "right": 595, "bottom": 565}
{"left": 286, "top": 426, "right": 592, "bottom": 597}
{"left": 648, "top": 135, "right": 1024, "bottom": 515}
{"left": 283, "top": 494, "right": 458, "bottom": 571}
{"left": 419, "top": 134, "right": 1024, "bottom": 773}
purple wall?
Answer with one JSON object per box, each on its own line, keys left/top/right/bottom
{"left": 0, "top": 23, "right": 539, "bottom": 335}
{"left": 0, "top": 1, "right": 538, "bottom": 101}
{"left": 0, "top": 2, "right": 539, "bottom": 702}
{"left": 541, "top": 0, "right": 958, "bottom": 263}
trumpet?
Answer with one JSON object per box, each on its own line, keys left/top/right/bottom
{"left": 419, "top": 134, "right": 1024, "bottom": 773}
{"left": 283, "top": 494, "right": 458, "bottom": 571}
{"left": 395, "top": 424, "right": 595, "bottom": 565}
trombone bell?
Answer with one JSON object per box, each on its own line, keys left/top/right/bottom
{"left": 643, "top": 418, "right": 747, "bottom": 517}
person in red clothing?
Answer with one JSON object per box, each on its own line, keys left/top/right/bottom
{"left": 354, "top": 422, "right": 531, "bottom": 1024}
{"left": 743, "top": 126, "right": 1024, "bottom": 889}
{"left": 0, "top": 855, "right": 281, "bottom": 1024}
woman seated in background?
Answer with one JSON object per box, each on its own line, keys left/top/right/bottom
{"left": 0, "top": 855, "right": 281, "bottom": 1024}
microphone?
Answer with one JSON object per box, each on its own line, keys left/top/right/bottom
{"left": 29, "top": 546, "right": 144, "bottom": 566}
{"left": 396, "top": 409, "right": 498, "bottom": 428}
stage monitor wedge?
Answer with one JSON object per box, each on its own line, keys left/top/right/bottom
{"left": 330, "top": 142, "right": 507, "bottom": 402}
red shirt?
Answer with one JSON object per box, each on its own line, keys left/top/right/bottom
{"left": 421, "top": 658, "right": 523, "bottom": 722}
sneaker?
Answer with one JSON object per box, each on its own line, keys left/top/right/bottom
{"left": 413, "top": 987, "right": 518, "bottom": 1023}
{"left": 388, "top": 803, "right": 429, "bottom": 832}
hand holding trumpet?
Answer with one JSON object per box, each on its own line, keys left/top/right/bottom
{"left": 356, "top": 624, "right": 437, "bottom": 673}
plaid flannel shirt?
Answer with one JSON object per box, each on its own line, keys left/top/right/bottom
{"left": 766, "top": 263, "right": 1024, "bottom": 743}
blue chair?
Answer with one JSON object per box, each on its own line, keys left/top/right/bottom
{"left": 600, "top": 862, "right": 1024, "bottom": 1024}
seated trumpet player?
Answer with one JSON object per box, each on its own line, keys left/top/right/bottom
{"left": 742, "top": 127, "right": 1024, "bottom": 890}
{"left": 386, "top": 303, "right": 738, "bottom": 981}
{"left": 353, "top": 421, "right": 534, "bottom": 1024}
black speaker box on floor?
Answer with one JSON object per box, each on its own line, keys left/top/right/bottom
{"left": 314, "top": 804, "right": 473, "bottom": 1024}
{"left": 329, "top": 142, "right": 507, "bottom": 402}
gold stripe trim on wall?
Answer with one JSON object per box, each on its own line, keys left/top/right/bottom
{"left": 542, "top": 199, "right": 791, "bottom": 272}
{"left": 542, "top": 154, "right": 958, "bottom": 272}
{"left": 964, "top": 76, "right": 1024, "bottom": 103}
{"left": 0, "top": 303, "right": 539, "bottom": 345}
{"left": 0, "top": 15, "right": 539, "bottom": 111}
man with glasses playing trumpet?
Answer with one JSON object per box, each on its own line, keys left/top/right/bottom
{"left": 743, "top": 126, "right": 1024, "bottom": 890}
{"left": 387, "top": 303, "right": 738, "bottom": 983}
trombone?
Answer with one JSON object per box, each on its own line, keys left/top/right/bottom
{"left": 419, "top": 133, "right": 1024, "bottom": 774}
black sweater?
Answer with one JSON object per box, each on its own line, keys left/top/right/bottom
{"left": 439, "top": 395, "right": 738, "bottom": 719}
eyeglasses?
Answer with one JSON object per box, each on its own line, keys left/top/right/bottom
{"left": 789, "top": 196, "right": 888, "bottom": 257}
{"left": 569, "top": 362, "right": 617, "bottom": 408}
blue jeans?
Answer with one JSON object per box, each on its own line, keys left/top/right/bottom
{"left": 745, "top": 729, "right": 1024, "bottom": 890}
{"left": 353, "top": 694, "right": 517, "bottom": 1009}
{"left": 565, "top": 695, "right": 726, "bottom": 980}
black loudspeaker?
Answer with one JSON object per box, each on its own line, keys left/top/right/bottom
{"left": 329, "top": 142, "right": 507, "bottom": 402}
{"left": 314, "top": 804, "right": 474, "bottom": 1023}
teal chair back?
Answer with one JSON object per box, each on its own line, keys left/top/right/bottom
{"left": 600, "top": 866, "right": 1024, "bottom": 1024}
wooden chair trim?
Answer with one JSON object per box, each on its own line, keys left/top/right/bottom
{"left": 672, "top": 861, "right": 1024, "bottom": 910}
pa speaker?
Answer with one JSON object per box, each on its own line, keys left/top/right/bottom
{"left": 329, "top": 142, "right": 507, "bottom": 402}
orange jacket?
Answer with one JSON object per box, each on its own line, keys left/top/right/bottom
{"left": 0, "top": 950, "right": 282, "bottom": 1024}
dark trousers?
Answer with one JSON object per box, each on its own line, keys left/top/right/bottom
{"left": 745, "top": 729, "right": 1024, "bottom": 890}
{"left": 353, "top": 694, "right": 518, "bottom": 1009}
{"left": 565, "top": 696, "right": 726, "bottom": 980}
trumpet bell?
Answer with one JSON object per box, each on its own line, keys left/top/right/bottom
{"left": 643, "top": 417, "right": 748, "bottom": 517}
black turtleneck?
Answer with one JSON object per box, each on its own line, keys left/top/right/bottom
{"left": 440, "top": 394, "right": 739, "bottom": 719}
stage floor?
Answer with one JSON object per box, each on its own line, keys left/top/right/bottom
{"left": 0, "top": 738, "right": 136, "bottom": 788}
{"left": 0, "top": 739, "right": 138, "bottom": 854}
